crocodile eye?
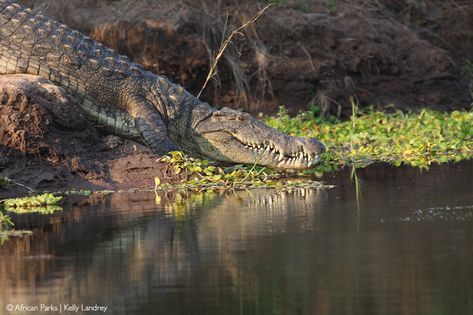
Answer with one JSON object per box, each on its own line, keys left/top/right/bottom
{"left": 236, "top": 114, "right": 246, "bottom": 121}
{"left": 237, "top": 112, "right": 252, "bottom": 121}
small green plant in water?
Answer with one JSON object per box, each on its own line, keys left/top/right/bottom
{"left": 3, "top": 193, "right": 63, "bottom": 214}
{"left": 156, "top": 151, "right": 325, "bottom": 191}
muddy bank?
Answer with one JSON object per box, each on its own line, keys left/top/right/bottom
{"left": 19, "top": 0, "right": 473, "bottom": 115}
{"left": 0, "top": 75, "right": 181, "bottom": 198}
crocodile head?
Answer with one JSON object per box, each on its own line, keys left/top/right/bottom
{"left": 192, "top": 107, "right": 326, "bottom": 169}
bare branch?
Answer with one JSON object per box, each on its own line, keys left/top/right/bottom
{"left": 197, "top": 4, "right": 273, "bottom": 99}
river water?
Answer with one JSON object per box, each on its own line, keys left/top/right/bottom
{"left": 0, "top": 161, "right": 472, "bottom": 314}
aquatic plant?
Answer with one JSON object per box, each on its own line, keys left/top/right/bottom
{"left": 156, "top": 151, "right": 325, "bottom": 191}
{"left": 266, "top": 106, "right": 473, "bottom": 170}
{"left": 0, "top": 194, "right": 64, "bottom": 245}
{"left": 3, "top": 193, "right": 63, "bottom": 214}
{"left": 155, "top": 106, "right": 471, "bottom": 190}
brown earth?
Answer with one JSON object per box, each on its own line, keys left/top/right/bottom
{"left": 0, "top": 75, "right": 182, "bottom": 198}
{"left": 1, "top": 0, "right": 473, "bottom": 197}
{"left": 20, "top": 0, "right": 473, "bottom": 115}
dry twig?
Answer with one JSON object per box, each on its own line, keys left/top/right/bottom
{"left": 197, "top": 4, "right": 273, "bottom": 99}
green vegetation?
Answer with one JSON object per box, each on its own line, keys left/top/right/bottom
{"left": 155, "top": 106, "right": 471, "bottom": 191}
{"left": 0, "top": 193, "right": 65, "bottom": 245}
{"left": 156, "top": 190, "right": 220, "bottom": 222}
{"left": 3, "top": 193, "right": 63, "bottom": 214}
{"left": 266, "top": 106, "right": 473, "bottom": 170}
{"left": 0, "top": 215, "right": 33, "bottom": 245}
{"left": 156, "top": 151, "right": 325, "bottom": 191}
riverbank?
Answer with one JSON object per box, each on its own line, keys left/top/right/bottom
{"left": 0, "top": 85, "right": 471, "bottom": 200}
{"left": 18, "top": 0, "right": 473, "bottom": 115}
{"left": 1, "top": 0, "right": 473, "bottom": 198}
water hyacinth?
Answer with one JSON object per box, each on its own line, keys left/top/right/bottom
{"left": 156, "top": 151, "right": 326, "bottom": 191}
{"left": 3, "top": 193, "right": 63, "bottom": 214}
{"left": 266, "top": 107, "right": 473, "bottom": 170}
{"left": 154, "top": 107, "right": 472, "bottom": 190}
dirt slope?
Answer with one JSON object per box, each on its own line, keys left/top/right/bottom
{"left": 19, "top": 0, "right": 473, "bottom": 115}
{"left": 0, "top": 75, "right": 174, "bottom": 198}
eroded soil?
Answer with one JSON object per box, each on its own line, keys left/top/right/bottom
{"left": 19, "top": 0, "right": 473, "bottom": 115}
{"left": 0, "top": 75, "right": 179, "bottom": 198}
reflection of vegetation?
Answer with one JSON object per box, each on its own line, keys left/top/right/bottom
{"left": 157, "top": 190, "right": 220, "bottom": 221}
{"left": 62, "top": 189, "right": 93, "bottom": 196}
{"left": 3, "top": 193, "right": 63, "bottom": 214}
{"left": 0, "top": 212, "right": 13, "bottom": 230}
{"left": 0, "top": 211, "right": 15, "bottom": 245}
{"left": 0, "top": 211, "right": 32, "bottom": 246}
{"left": 351, "top": 100, "right": 362, "bottom": 226}
{"left": 157, "top": 151, "right": 326, "bottom": 191}
{"left": 267, "top": 106, "right": 473, "bottom": 170}
{"left": 351, "top": 165, "right": 362, "bottom": 229}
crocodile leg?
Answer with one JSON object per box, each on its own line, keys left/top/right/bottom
{"left": 131, "top": 99, "right": 179, "bottom": 155}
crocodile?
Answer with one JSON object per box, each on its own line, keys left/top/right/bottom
{"left": 0, "top": 0, "right": 325, "bottom": 169}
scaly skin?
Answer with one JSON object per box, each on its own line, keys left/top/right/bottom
{"left": 0, "top": 0, "right": 325, "bottom": 169}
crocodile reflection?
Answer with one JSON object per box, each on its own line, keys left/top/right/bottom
{"left": 0, "top": 188, "right": 323, "bottom": 313}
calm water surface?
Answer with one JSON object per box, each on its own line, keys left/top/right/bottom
{"left": 1, "top": 161, "right": 472, "bottom": 314}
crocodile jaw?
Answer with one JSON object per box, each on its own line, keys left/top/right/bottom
{"left": 192, "top": 107, "right": 326, "bottom": 169}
